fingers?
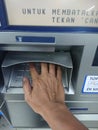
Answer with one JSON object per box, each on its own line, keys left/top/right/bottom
{"left": 29, "top": 62, "right": 62, "bottom": 80}
{"left": 41, "top": 63, "right": 48, "bottom": 75}
{"left": 23, "top": 77, "right": 32, "bottom": 100}
{"left": 41, "top": 63, "right": 56, "bottom": 76}
{"left": 29, "top": 63, "right": 38, "bottom": 79}
{"left": 49, "top": 64, "right": 55, "bottom": 76}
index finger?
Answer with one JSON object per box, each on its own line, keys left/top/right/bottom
{"left": 29, "top": 63, "right": 39, "bottom": 79}
{"left": 23, "top": 77, "right": 31, "bottom": 99}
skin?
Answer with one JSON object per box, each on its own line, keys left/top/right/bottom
{"left": 23, "top": 63, "right": 88, "bottom": 130}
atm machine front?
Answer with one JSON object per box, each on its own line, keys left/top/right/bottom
{"left": 0, "top": 0, "right": 98, "bottom": 128}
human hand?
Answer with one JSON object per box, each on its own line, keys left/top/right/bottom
{"left": 23, "top": 63, "right": 88, "bottom": 130}
{"left": 23, "top": 63, "right": 65, "bottom": 115}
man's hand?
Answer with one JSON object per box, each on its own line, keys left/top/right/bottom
{"left": 23, "top": 63, "right": 65, "bottom": 115}
{"left": 23, "top": 63, "right": 88, "bottom": 130}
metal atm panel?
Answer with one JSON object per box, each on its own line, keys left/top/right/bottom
{"left": 1, "top": 45, "right": 98, "bottom": 128}
{"left": 0, "top": 0, "right": 98, "bottom": 128}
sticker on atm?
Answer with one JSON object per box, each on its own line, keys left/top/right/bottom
{"left": 82, "top": 76, "right": 98, "bottom": 94}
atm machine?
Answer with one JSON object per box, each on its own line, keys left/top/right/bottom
{"left": 0, "top": 0, "right": 98, "bottom": 128}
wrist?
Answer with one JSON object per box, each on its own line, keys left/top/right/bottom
{"left": 40, "top": 102, "right": 68, "bottom": 118}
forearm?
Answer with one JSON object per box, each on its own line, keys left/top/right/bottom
{"left": 40, "top": 103, "right": 88, "bottom": 130}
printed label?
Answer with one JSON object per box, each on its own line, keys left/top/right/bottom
{"left": 4, "top": 0, "right": 98, "bottom": 27}
{"left": 82, "top": 76, "right": 98, "bottom": 93}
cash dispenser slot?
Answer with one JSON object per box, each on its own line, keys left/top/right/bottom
{"left": 2, "top": 52, "right": 74, "bottom": 94}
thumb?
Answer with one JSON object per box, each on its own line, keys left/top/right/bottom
{"left": 23, "top": 77, "right": 32, "bottom": 99}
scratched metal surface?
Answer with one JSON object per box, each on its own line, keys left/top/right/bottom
{"left": 0, "top": 116, "right": 98, "bottom": 130}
